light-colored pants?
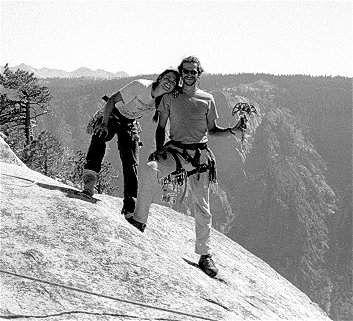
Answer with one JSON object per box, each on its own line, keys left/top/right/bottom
{"left": 134, "top": 148, "right": 212, "bottom": 255}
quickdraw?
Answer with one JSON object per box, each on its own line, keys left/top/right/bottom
{"left": 232, "top": 102, "right": 257, "bottom": 142}
{"left": 161, "top": 173, "right": 185, "bottom": 205}
{"left": 232, "top": 102, "right": 257, "bottom": 116}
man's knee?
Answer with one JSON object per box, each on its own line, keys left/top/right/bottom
{"left": 138, "top": 161, "right": 159, "bottom": 183}
{"left": 146, "top": 160, "right": 159, "bottom": 171}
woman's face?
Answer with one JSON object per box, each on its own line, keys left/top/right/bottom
{"left": 157, "top": 72, "right": 178, "bottom": 94}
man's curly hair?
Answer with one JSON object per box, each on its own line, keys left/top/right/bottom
{"left": 177, "top": 56, "right": 204, "bottom": 76}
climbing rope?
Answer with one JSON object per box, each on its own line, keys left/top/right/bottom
{"left": 0, "top": 269, "right": 218, "bottom": 321}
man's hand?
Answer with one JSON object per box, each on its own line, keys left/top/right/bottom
{"left": 93, "top": 122, "right": 109, "bottom": 138}
{"left": 229, "top": 118, "right": 250, "bottom": 141}
{"left": 148, "top": 147, "right": 168, "bottom": 162}
{"left": 229, "top": 118, "right": 245, "bottom": 134}
{"left": 148, "top": 150, "right": 159, "bottom": 162}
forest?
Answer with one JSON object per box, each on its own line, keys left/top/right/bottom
{"left": 1, "top": 65, "right": 352, "bottom": 321}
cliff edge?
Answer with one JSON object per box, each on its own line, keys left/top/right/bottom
{"left": 0, "top": 137, "right": 330, "bottom": 320}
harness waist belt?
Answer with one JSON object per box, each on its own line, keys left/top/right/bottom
{"left": 169, "top": 141, "right": 208, "bottom": 150}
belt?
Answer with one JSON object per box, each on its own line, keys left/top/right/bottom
{"left": 169, "top": 141, "right": 208, "bottom": 150}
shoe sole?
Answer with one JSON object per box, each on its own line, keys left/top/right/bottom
{"left": 82, "top": 190, "right": 94, "bottom": 197}
{"left": 199, "top": 264, "right": 218, "bottom": 278}
{"left": 200, "top": 268, "right": 218, "bottom": 278}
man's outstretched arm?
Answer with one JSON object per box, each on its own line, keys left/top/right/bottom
{"left": 208, "top": 119, "right": 244, "bottom": 139}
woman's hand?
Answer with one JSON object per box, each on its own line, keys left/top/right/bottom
{"left": 93, "top": 122, "right": 109, "bottom": 138}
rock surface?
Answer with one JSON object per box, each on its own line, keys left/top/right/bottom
{"left": 0, "top": 137, "right": 331, "bottom": 320}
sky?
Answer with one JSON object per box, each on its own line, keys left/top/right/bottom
{"left": 1, "top": 0, "right": 352, "bottom": 77}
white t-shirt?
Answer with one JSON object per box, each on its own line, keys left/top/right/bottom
{"left": 115, "top": 79, "right": 155, "bottom": 119}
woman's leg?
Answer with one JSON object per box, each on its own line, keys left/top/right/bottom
{"left": 117, "top": 122, "right": 140, "bottom": 215}
{"left": 83, "top": 117, "right": 116, "bottom": 195}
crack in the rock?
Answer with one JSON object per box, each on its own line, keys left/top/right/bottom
{"left": 0, "top": 310, "right": 172, "bottom": 320}
{"left": 201, "top": 297, "right": 232, "bottom": 311}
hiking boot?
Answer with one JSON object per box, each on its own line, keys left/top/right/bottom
{"left": 198, "top": 254, "right": 218, "bottom": 277}
{"left": 126, "top": 217, "right": 146, "bottom": 233}
{"left": 82, "top": 169, "right": 98, "bottom": 197}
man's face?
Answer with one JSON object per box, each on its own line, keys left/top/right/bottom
{"left": 181, "top": 62, "right": 199, "bottom": 87}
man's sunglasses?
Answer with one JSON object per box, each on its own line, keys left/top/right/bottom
{"left": 182, "top": 68, "right": 198, "bottom": 75}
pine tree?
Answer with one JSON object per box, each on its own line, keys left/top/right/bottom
{"left": 64, "top": 150, "right": 119, "bottom": 196}
{"left": 23, "top": 130, "right": 66, "bottom": 177}
{"left": 0, "top": 64, "right": 52, "bottom": 144}
{"left": 96, "top": 161, "right": 119, "bottom": 196}
{"left": 65, "top": 149, "right": 87, "bottom": 187}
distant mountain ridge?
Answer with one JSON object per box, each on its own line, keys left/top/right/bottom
{"left": 6, "top": 63, "right": 129, "bottom": 79}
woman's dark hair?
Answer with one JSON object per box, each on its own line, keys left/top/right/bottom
{"left": 177, "top": 56, "right": 204, "bottom": 76}
{"left": 152, "top": 68, "right": 181, "bottom": 122}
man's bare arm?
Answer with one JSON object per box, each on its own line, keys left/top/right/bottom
{"left": 208, "top": 119, "right": 243, "bottom": 139}
{"left": 155, "top": 111, "right": 169, "bottom": 150}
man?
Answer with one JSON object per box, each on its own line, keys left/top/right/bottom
{"left": 127, "top": 56, "right": 244, "bottom": 277}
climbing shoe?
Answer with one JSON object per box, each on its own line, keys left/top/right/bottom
{"left": 82, "top": 169, "right": 98, "bottom": 197}
{"left": 121, "top": 208, "right": 134, "bottom": 220}
{"left": 121, "top": 197, "right": 135, "bottom": 219}
{"left": 126, "top": 217, "right": 146, "bottom": 233}
{"left": 198, "top": 254, "right": 218, "bottom": 277}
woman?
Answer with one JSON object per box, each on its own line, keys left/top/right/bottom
{"left": 82, "top": 68, "right": 180, "bottom": 218}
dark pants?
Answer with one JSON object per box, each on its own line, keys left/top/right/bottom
{"left": 84, "top": 116, "right": 140, "bottom": 212}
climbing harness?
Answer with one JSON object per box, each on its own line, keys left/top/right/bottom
{"left": 157, "top": 141, "right": 217, "bottom": 205}
{"left": 0, "top": 269, "right": 218, "bottom": 321}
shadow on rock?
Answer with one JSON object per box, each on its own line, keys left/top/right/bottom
{"left": 2, "top": 174, "right": 100, "bottom": 204}
{"left": 36, "top": 182, "right": 100, "bottom": 203}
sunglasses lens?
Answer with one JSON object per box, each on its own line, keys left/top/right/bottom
{"left": 183, "top": 69, "right": 197, "bottom": 75}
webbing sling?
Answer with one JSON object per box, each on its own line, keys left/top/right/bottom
{"left": 167, "top": 141, "right": 216, "bottom": 182}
